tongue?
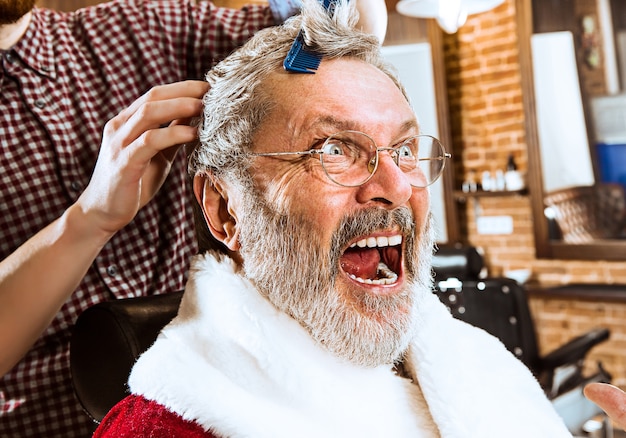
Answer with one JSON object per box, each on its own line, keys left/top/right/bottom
{"left": 340, "top": 248, "right": 381, "bottom": 279}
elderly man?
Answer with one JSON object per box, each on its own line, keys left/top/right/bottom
{"left": 93, "top": 1, "right": 572, "bottom": 436}
{"left": 0, "top": 0, "right": 385, "bottom": 435}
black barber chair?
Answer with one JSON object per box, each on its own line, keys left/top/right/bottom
{"left": 70, "top": 291, "right": 183, "bottom": 423}
{"left": 432, "top": 244, "right": 612, "bottom": 436}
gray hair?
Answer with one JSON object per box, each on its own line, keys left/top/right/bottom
{"left": 187, "top": 0, "right": 410, "bottom": 252}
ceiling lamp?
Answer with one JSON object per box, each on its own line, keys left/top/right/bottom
{"left": 396, "top": 0, "right": 505, "bottom": 34}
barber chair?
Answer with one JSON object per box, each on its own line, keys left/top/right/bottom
{"left": 433, "top": 244, "right": 612, "bottom": 436}
{"left": 70, "top": 291, "right": 183, "bottom": 423}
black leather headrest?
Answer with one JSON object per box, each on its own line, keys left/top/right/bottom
{"left": 432, "top": 244, "right": 484, "bottom": 281}
{"left": 70, "top": 291, "right": 183, "bottom": 423}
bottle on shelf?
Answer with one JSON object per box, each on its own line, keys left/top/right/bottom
{"left": 504, "top": 154, "right": 525, "bottom": 191}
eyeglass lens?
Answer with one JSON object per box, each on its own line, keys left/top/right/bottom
{"left": 319, "top": 131, "right": 446, "bottom": 187}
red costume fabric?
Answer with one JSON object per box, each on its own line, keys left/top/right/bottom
{"left": 95, "top": 394, "right": 217, "bottom": 438}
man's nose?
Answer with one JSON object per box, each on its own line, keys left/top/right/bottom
{"left": 356, "top": 151, "right": 414, "bottom": 208}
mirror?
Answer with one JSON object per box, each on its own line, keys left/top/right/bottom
{"left": 517, "top": 0, "right": 626, "bottom": 260}
{"left": 383, "top": 10, "right": 459, "bottom": 244}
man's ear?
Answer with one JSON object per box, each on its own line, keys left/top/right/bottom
{"left": 193, "top": 174, "right": 240, "bottom": 251}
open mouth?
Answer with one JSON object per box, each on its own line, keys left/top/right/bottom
{"left": 339, "top": 235, "right": 403, "bottom": 286}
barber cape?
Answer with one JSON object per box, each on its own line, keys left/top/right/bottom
{"left": 127, "top": 252, "right": 571, "bottom": 437}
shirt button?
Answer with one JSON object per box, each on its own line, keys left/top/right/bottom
{"left": 106, "top": 265, "right": 118, "bottom": 276}
{"left": 34, "top": 99, "right": 45, "bottom": 109}
{"left": 5, "top": 53, "right": 14, "bottom": 63}
{"left": 70, "top": 181, "right": 82, "bottom": 192}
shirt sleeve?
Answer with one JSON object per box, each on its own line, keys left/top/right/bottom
{"left": 267, "top": 0, "right": 302, "bottom": 24}
{"left": 149, "top": 0, "right": 277, "bottom": 78}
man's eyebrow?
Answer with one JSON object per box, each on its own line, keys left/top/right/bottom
{"left": 308, "top": 117, "right": 421, "bottom": 134}
{"left": 308, "top": 116, "right": 354, "bottom": 133}
{"left": 400, "top": 119, "right": 420, "bottom": 133}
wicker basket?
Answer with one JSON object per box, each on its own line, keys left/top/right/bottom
{"left": 544, "top": 184, "right": 626, "bottom": 243}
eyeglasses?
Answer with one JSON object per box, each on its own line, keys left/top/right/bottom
{"left": 249, "top": 130, "right": 451, "bottom": 188}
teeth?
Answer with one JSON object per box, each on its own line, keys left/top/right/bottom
{"left": 350, "top": 235, "right": 402, "bottom": 249}
{"left": 378, "top": 262, "right": 397, "bottom": 279}
{"left": 388, "top": 235, "right": 402, "bottom": 246}
{"left": 349, "top": 262, "right": 399, "bottom": 285}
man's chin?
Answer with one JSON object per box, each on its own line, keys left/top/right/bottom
{"left": 334, "top": 331, "right": 414, "bottom": 368}
{"left": 313, "top": 281, "right": 417, "bottom": 368}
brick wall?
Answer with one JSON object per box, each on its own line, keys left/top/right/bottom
{"left": 444, "top": 0, "right": 626, "bottom": 387}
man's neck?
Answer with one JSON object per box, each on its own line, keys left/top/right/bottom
{"left": 0, "top": 12, "right": 32, "bottom": 50}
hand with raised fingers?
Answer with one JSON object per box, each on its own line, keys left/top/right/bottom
{"left": 76, "top": 80, "right": 209, "bottom": 238}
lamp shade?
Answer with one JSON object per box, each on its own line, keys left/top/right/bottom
{"left": 396, "top": 0, "right": 505, "bottom": 33}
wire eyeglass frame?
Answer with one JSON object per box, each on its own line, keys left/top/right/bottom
{"left": 249, "top": 130, "right": 451, "bottom": 188}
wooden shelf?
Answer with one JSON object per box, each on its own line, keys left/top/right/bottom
{"left": 527, "top": 284, "right": 626, "bottom": 303}
{"left": 454, "top": 188, "right": 528, "bottom": 203}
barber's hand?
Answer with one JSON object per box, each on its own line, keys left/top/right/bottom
{"left": 77, "top": 80, "right": 209, "bottom": 237}
{"left": 584, "top": 382, "right": 626, "bottom": 430}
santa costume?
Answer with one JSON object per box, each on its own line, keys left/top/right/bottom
{"left": 94, "top": 252, "right": 571, "bottom": 437}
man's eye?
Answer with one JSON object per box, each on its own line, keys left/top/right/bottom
{"left": 322, "top": 140, "right": 347, "bottom": 156}
{"left": 397, "top": 144, "right": 414, "bottom": 158}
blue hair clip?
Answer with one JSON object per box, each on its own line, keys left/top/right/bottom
{"left": 283, "top": 0, "right": 340, "bottom": 74}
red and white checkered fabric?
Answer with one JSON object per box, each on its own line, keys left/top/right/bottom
{"left": 0, "top": 1, "right": 274, "bottom": 436}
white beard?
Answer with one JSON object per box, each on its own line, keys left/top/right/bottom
{"left": 235, "top": 190, "right": 435, "bottom": 367}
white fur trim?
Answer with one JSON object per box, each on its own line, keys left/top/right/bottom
{"left": 129, "top": 253, "right": 571, "bottom": 437}
{"left": 405, "top": 292, "right": 571, "bottom": 437}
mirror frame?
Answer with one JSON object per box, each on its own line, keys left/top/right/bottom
{"left": 516, "top": 0, "right": 626, "bottom": 260}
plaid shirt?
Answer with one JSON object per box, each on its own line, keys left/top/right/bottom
{"left": 0, "top": 1, "right": 274, "bottom": 436}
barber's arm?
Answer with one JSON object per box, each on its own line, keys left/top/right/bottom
{"left": 269, "top": 0, "right": 388, "bottom": 43}
{"left": 0, "top": 80, "right": 209, "bottom": 377}
{"left": 584, "top": 382, "right": 626, "bottom": 430}
{"left": 355, "top": 0, "right": 388, "bottom": 43}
